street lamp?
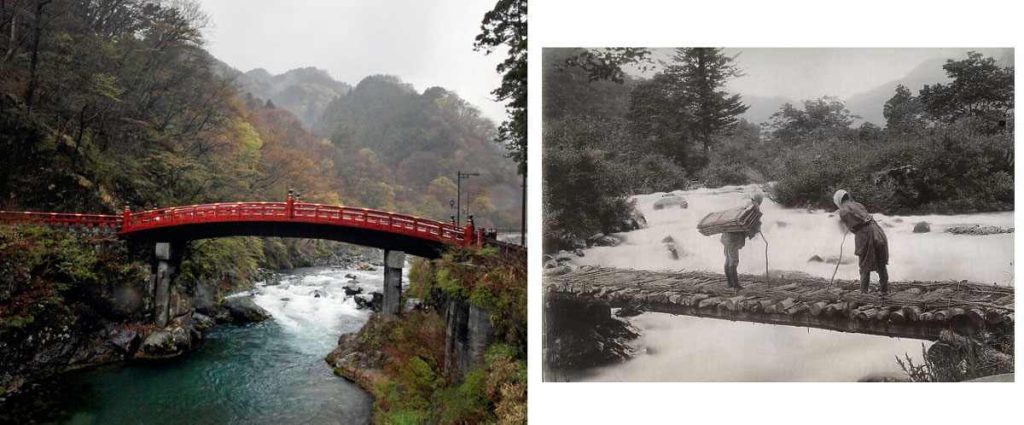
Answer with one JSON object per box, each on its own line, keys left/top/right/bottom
{"left": 456, "top": 171, "right": 479, "bottom": 226}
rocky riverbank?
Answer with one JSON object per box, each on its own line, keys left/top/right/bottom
{"left": 0, "top": 228, "right": 378, "bottom": 400}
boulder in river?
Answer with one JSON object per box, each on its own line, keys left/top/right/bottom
{"left": 806, "top": 254, "right": 851, "bottom": 265}
{"left": 136, "top": 326, "right": 192, "bottom": 360}
{"left": 661, "top": 236, "right": 679, "bottom": 260}
{"left": 544, "top": 265, "right": 573, "bottom": 276}
{"left": 221, "top": 297, "right": 271, "bottom": 323}
{"left": 106, "top": 326, "right": 143, "bottom": 355}
{"left": 192, "top": 312, "right": 215, "bottom": 332}
{"left": 652, "top": 195, "right": 688, "bottom": 210}
{"left": 945, "top": 224, "right": 1014, "bottom": 235}
{"left": 343, "top": 285, "right": 363, "bottom": 296}
{"left": 587, "top": 233, "right": 621, "bottom": 247}
{"left": 913, "top": 221, "right": 931, "bottom": 233}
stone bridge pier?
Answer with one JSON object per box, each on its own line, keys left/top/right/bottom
{"left": 152, "top": 241, "right": 185, "bottom": 327}
{"left": 382, "top": 249, "right": 405, "bottom": 317}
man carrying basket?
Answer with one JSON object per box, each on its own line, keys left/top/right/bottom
{"left": 718, "top": 192, "right": 763, "bottom": 289}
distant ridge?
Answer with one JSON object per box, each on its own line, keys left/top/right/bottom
{"left": 235, "top": 67, "right": 353, "bottom": 129}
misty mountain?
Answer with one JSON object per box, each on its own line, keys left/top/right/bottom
{"left": 844, "top": 51, "right": 1013, "bottom": 126}
{"left": 843, "top": 57, "right": 950, "bottom": 126}
{"left": 739, "top": 94, "right": 794, "bottom": 126}
{"left": 235, "top": 67, "right": 352, "bottom": 129}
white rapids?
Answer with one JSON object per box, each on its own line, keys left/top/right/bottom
{"left": 576, "top": 184, "right": 1013, "bottom": 286}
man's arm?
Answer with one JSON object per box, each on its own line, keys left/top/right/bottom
{"left": 747, "top": 219, "right": 761, "bottom": 239}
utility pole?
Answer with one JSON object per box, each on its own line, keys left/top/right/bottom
{"left": 456, "top": 171, "right": 479, "bottom": 226}
{"left": 520, "top": 173, "right": 526, "bottom": 245}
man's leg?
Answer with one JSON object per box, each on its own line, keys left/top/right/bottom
{"left": 859, "top": 269, "right": 870, "bottom": 293}
{"left": 723, "top": 246, "right": 735, "bottom": 288}
{"left": 728, "top": 247, "right": 742, "bottom": 289}
{"left": 877, "top": 265, "right": 889, "bottom": 294}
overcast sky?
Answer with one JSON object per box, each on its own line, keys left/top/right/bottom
{"left": 195, "top": 0, "right": 506, "bottom": 123}
{"left": 641, "top": 48, "right": 1013, "bottom": 100}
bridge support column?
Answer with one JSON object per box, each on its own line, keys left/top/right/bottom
{"left": 382, "top": 249, "right": 405, "bottom": 317}
{"left": 153, "top": 242, "right": 182, "bottom": 327}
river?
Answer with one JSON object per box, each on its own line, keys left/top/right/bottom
{"left": 564, "top": 184, "right": 1013, "bottom": 381}
{"left": 3, "top": 266, "right": 380, "bottom": 425}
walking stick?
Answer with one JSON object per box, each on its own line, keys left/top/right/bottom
{"left": 759, "top": 231, "right": 769, "bottom": 283}
{"left": 829, "top": 230, "right": 848, "bottom": 287}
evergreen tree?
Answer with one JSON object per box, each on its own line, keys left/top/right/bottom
{"left": 474, "top": 0, "right": 526, "bottom": 175}
{"left": 664, "top": 48, "right": 749, "bottom": 154}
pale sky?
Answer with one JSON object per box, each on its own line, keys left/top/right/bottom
{"left": 195, "top": 0, "right": 507, "bottom": 123}
{"left": 641, "top": 48, "right": 1013, "bottom": 100}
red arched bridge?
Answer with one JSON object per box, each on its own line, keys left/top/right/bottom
{"left": 0, "top": 197, "right": 494, "bottom": 258}
{"left": 0, "top": 196, "right": 512, "bottom": 326}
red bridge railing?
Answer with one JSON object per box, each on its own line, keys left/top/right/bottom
{"left": 0, "top": 198, "right": 498, "bottom": 247}
{"left": 0, "top": 210, "right": 121, "bottom": 229}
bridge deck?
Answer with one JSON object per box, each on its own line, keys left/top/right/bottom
{"left": 545, "top": 267, "right": 1014, "bottom": 340}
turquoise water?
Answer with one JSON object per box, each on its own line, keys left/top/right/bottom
{"left": 2, "top": 267, "right": 377, "bottom": 425}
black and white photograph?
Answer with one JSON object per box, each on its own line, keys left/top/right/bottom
{"left": 542, "top": 47, "right": 1014, "bottom": 382}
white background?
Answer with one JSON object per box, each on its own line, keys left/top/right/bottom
{"left": 527, "top": 0, "right": 1022, "bottom": 423}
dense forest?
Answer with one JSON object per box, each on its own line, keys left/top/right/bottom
{"left": 543, "top": 48, "right": 1014, "bottom": 252}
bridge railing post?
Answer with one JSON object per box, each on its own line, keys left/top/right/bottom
{"left": 463, "top": 215, "right": 475, "bottom": 246}
{"left": 122, "top": 206, "right": 131, "bottom": 231}
{"left": 286, "top": 191, "right": 295, "bottom": 219}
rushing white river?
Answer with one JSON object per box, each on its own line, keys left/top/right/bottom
{"left": 568, "top": 184, "right": 1013, "bottom": 382}
{"left": 6, "top": 266, "right": 389, "bottom": 424}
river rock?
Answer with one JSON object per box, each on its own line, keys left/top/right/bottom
{"left": 343, "top": 285, "right": 363, "bottom": 296}
{"left": 371, "top": 292, "right": 383, "bottom": 312}
{"left": 587, "top": 233, "right": 621, "bottom": 247}
{"left": 808, "top": 255, "right": 824, "bottom": 263}
{"left": 222, "top": 297, "right": 271, "bottom": 323}
{"left": 136, "top": 326, "right": 192, "bottom": 360}
{"left": 652, "top": 195, "right": 688, "bottom": 210}
{"left": 661, "top": 236, "right": 679, "bottom": 260}
{"left": 822, "top": 255, "right": 854, "bottom": 265}
{"left": 354, "top": 294, "right": 372, "bottom": 309}
{"left": 545, "top": 265, "right": 573, "bottom": 276}
{"left": 615, "top": 208, "right": 647, "bottom": 233}
{"left": 192, "top": 312, "right": 215, "bottom": 332}
{"left": 913, "top": 221, "right": 931, "bottom": 233}
{"left": 106, "top": 326, "right": 143, "bottom": 355}
{"left": 945, "top": 224, "right": 1013, "bottom": 235}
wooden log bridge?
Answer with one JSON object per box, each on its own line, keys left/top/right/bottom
{"left": 545, "top": 267, "right": 1014, "bottom": 341}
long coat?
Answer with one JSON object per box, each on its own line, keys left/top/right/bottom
{"left": 838, "top": 201, "right": 889, "bottom": 272}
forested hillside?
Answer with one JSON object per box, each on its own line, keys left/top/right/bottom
{"left": 0, "top": 0, "right": 520, "bottom": 228}
{"left": 230, "top": 66, "right": 351, "bottom": 130}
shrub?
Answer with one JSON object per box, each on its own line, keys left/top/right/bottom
{"left": 767, "top": 123, "right": 1013, "bottom": 214}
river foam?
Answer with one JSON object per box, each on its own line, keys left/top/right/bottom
{"left": 577, "top": 184, "right": 1013, "bottom": 286}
